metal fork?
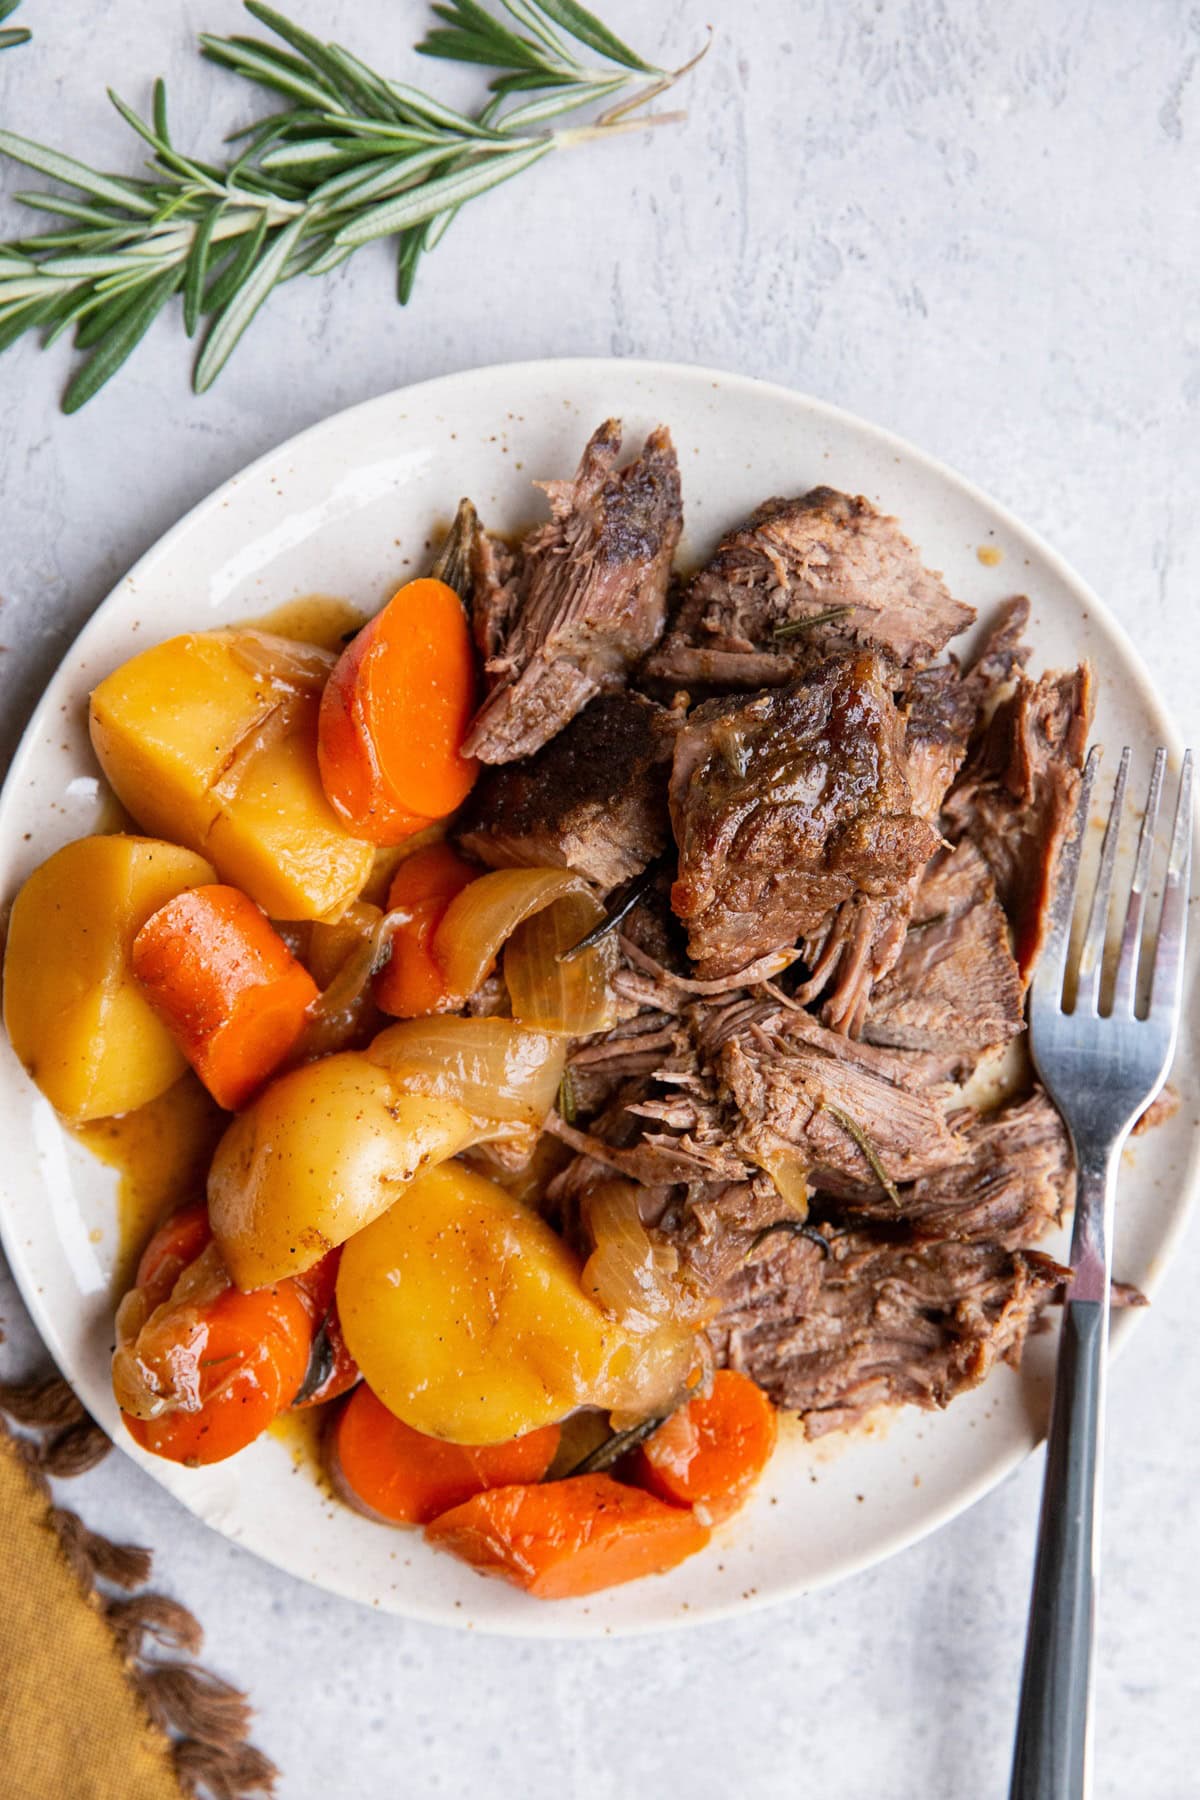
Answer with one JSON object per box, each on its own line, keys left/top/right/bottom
{"left": 1009, "top": 744, "right": 1192, "bottom": 1800}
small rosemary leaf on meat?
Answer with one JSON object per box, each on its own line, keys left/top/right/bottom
{"left": 821, "top": 1101, "right": 903, "bottom": 1208}
{"left": 557, "top": 1066, "right": 577, "bottom": 1126}
{"left": 747, "top": 1219, "right": 832, "bottom": 1259}
{"left": 559, "top": 1412, "right": 667, "bottom": 1477}
{"left": 772, "top": 605, "right": 852, "bottom": 639}
{"left": 557, "top": 858, "right": 663, "bottom": 961}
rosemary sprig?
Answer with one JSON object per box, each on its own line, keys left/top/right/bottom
{"left": 0, "top": 1, "right": 703, "bottom": 410}
{"left": 0, "top": 0, "right": 30, "bottom": 52}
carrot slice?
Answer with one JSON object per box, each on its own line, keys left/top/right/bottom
{"left": 634, "top": 1370, "right": 777, "bottom": 1524}
{"left": 134, "top": 1200, "right": 213, "bottom": 1304}
{"left": 425, "top": 1473, "right": 710, "bottom": 1598}
{"left": 329, "top": 1385, "right": 560, "bottom": 1525}
{"left": 121, "top": 1278, "right": 312, "bottom": 1466}
{"left": 317, "top": 578, "right": 478, "bottom": 845}
{"left": 131, "top": 884, "right": 319, "bottom": 1110}
{"left": 374, "top": 843, "right": 477, "bottom": 1018}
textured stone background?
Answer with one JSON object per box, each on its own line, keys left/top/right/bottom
{"left": 1, "top": 4, "right": 1198, "bottom": 1795}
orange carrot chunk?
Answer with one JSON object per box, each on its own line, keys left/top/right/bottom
{"left": 134, "top": 1200, "right": 213, "bottom": 1304}
{"left": 317, "top": 578, "right": 478, "bottom": 845}
{"left": 120, "top": 1275, "right": 312, "bottom": 1467}
{"left": 634, "top": 1369, "right": 778, "bottom": 1524}
{"left": 425, "top": 1473, "right": 710, "bottom": 1598}
{"left": 131, "top": 884, "right": 319, "bottom": 1111}
{"left": 329, "top": 1385, "right": 560, "bottom": 1525}
{"left": 374, "top": 843, "right": 476, "bottom": 1018}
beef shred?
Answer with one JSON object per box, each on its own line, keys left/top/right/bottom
{"left": 463, "top": 420, "right": 682, "bottom": 763}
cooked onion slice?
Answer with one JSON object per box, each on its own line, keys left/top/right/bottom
{"left": 111, "top": 1242, "right": 232, "bottom": 1421}
{"left": 368, "top": 1017, "right": 566, "bottom": 1153}
{"left": 432, "top": 868, "right": 614, "bottom": 1031}
{"left": 581, "top": 1181, "right": 691, "bottom": 1332}
{"left": 505, "top": 888, "right": 616, "bottom": 1036}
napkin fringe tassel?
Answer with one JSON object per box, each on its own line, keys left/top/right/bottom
{"left": 0, "top": 1365, "right": 279, "bottom": 1800}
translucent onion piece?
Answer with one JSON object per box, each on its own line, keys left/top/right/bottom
{"left": 298, "top": 901, "right": 396, "bottom": 1060}
{"left": 431, "top": 868, "right": 590, "bottom": 1004}
{"left": 601, "top": 1320, "right": 708, "bottom": 1427}
{"left": 111, "top": 1241, "right": 232, "bottom": 1421}
{"left": 758, "top": 1146, "right": 812, "bottom": 1220}
{"left": 505, "top": 889, "right": 617, "bottom": 1036}
{"left": 367, "top": 1017, "right": 565, "bottom": 1150}
{"left": 221, "top": 629, "right": 334, "bottom": 695}
{"left": 580, "top": 1180, "right": 691, "bottom": 1333}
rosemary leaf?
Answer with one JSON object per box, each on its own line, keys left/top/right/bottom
{"left": 194, "top": 213, "right": 306, "bottom": 392}
{"left": 0, "top": 131, "right": 158, "bottom": 215}
{"left": 332, "top": 140, "right": 551, "bottom": 246}
{"left": 772, "top": 605, "right": 853, "bottom": 639}
{"left": 534, "top": 0, "right": 657, "bottom": 73}
{"left": 63, "top": 266, "right": 180, "bottom": 413}
{"left": 0, "top": 26, "right": 30, "bottom": 50}
{"left": 183, "top": 201, "right": 223, "bottom": 336}
{"left": 201, "top": 211, "right": 269, "bottom": 315}
{"left": 821, "top": 1103, "right": 902, "bottom": 1208}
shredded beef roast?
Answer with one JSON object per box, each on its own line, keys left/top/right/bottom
{"left": 668, "top": 654, "right": 940, "bottom": 979}
{"left": 841, "top": 1088, "right": 1072, "bottom": 1247}
{"left": 863, "top": 840, "right": 1025, "bottom": 1061}
{"left": 644, "top": 487, "right": 974, "bottom": 690}
{"left": 457, "top": 691, "right": 678, "bottom": 889}
{"left": 943, "top": 660, "right": 1092, "bottom": 980}
{"left": 462, "top": 420, "right": 682, "bottom": 763}
{"left": 711, "top": 1229, "right": 1068, "bottom": 1433}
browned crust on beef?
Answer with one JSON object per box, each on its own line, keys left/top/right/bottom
{"left": 668, "top": 654, "right": 940, "bottom": 980}
{"left": 463, "top": 421, "right": 682, "bottom": 762}
{"left": 456, "top": 691, "right": 678, "bottom": 889}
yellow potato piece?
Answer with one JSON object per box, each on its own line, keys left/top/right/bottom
{"left": 2, "top": 835, "right": 216, "bottom": 1122}
{"left": 89, "top": 630, "right": 374, "bottom": 920}
{"left": 207, "top": 1052, "right": 476, "bottom": 1289}
{"left": 336, "top": 1161, "right": 634, "bottom": 1446}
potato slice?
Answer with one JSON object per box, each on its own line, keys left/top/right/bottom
{"left": 207, "top": 1052, "right": 476, "bottom": 1289}
{"left": 3, "top": 835, "right": 216, "bottom": 1121}
{"left": 336, "top": 1161, "right": 635, "bottom": 1445}
{"left": 89, "top": 630, "right": 374, "bottom": 919}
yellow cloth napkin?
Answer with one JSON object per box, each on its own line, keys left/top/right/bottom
{"left": 0, "top": 1423, "right": 184, "bottom": 1800}
{"left": 0, "top": 1380, "right": 276, "bottom": 1800}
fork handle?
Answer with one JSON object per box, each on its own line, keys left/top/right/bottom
{"left": 1009, "top": 1294, "right": 1107, "bottom": 1800}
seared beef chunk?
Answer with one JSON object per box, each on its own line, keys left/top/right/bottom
{"left": 463, "top": 421, "right": 682, "bottom": 763}
{"left": 669, "top": 654, "right": 940, "bottom": 979}
{"left": 842, "top": 1089, "right": 1072, "bottom": 1248}
{"left": 863, "top": 841, "right": 1025, "bottom": 1061}
{"left": 943, "top": 661, "right": 1092, "bottom": 979}
{"left": 644, "top": 488, "right": 974, "bottom": 690}
{"left": 711, "top": 1229, "right": 1068, "bottom": 1433}
{"left": 457, "top": 692, "right": 678, "bottom": 889}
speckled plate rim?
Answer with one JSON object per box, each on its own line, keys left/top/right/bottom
{"left": 0, "top": 356, "right": 1194, "bottom": 1639}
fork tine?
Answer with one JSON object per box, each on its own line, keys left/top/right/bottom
{"left": 1030, "top": 744, "right": 1100, "bottom": 1020}
{"left": 1149, "top": 750, "right": 1193, "bottom": 1016}
{"left": 1112, "top": 748, "right": 1166, "bottom": 1015}
{"left": 1074, "top": 747, "right": 1130, "bottom": 1015}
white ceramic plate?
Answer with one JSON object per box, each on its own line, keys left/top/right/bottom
{"left": 0, "top": 359, "right": 1194, "bottom": 1638}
